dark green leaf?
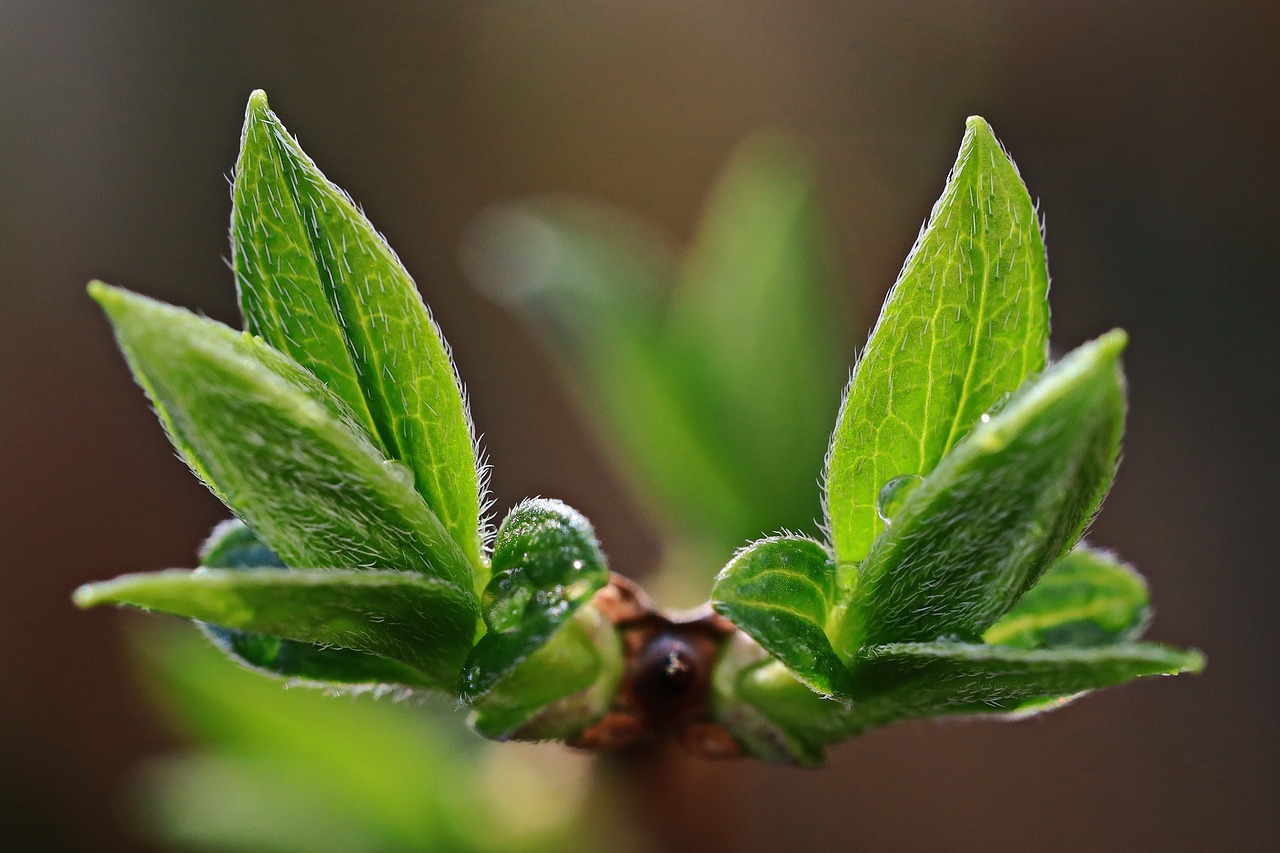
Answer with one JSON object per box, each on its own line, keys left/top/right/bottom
{"left": 75, "top": 567, "right": 476, "bottom": 691}
{"left": 90, "top": 283, "right": 475, "bottom": 593}
{"left": 197, "top": 519, "right": 435, "bottom": 688}
{"left": 667, "top": 133, "right": 844, "bottom": 537}
{"left": 459, "top": 499, "right": 610, "bottom": 703}
{"left": 826, "top": 116, "right": 1050, "bottom": 565}
{"left": 711, "top": 536, "right": 851, "bottom": 697}
{"left": 464, "top": 198, "right": 753, "bottom": 546}
{"left": 830, "top": 332, "right": 1128, "bottom": 657}
{"left": 734, "top": 641, "right": 1203, "bottom": 756}
{"left": 234, "top": 91, "right": 486, "bottom": 573}
{"left": 984, "top": 543, "right": 1150, "bottom": 649}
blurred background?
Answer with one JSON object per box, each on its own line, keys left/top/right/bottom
{"left": 2, "top": 1, "right": 1276, "bottom": 850}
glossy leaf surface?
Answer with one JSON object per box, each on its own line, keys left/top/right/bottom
{"left": 711, "top": 536, "right": 851, "bottom": 697}
{"left": 826, "top": 116, "right": 1049, "bottom": 564}
{"left": 832, "top": 332, "right": 1127, "bottom": 657}
{"left": 234, "top": 91, "right": 485, "bottom": 572}
{"left": 459, "top": 499, "right": 610, "bottom": 702}
{"left": 197, "top": 519, "right": 431, "bottom": 687}
{"left": 984, "top": 543, "right": 1150, "bottom": 649}
{"left": 90, "top": 283, "right": 474, "bottom": 593}
{"left": 76, "top": 567, "right": 476, "bottom": 691}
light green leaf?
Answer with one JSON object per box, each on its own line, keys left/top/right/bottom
{"left": 984, "top": 543, "right": 1150, "bottom": 649}
{"left": 735, "top": 641, "right": 1203, "bottom": 758}
{"left": 464, "top": 198, "right": 753, "bottom": 546}
{"left": 76, "top": 567, "right": 476, "bottom": 691}
{"left": 826, "top": 116, "right": 1049, "bottom": 565}
{"left": 832, "top": 331, "right": 1128, "bottom": 657}
{"left": 711, "top": 536, "right": 851, "bottom": 698}
{"left": 197, "top": 519, "right": 436, "bottom": 688}
{"left": 233, "top": 91, "right": 485, "bottom": 573}
{"left": 668, "top": 133, "right": 844, "bottom": 536}
{"left": 90, "top": 283, "right": 475, "bottom": 593}
{"left": 459, "top": 499, "right": 610, "bottom": 703}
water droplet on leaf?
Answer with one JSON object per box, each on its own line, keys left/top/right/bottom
{"left": 877, "top": 474, "right": 924, "bottom": 523}
{"left": 381, "top": 459, "right": 415, "bottom": 489}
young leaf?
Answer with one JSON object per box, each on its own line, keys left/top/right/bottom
{"left": 826, "top": 116, "right": 1050, "bottom": 565}
{"left": 850, "top": 641, "right": 1204, "bottom": 724}
{"left": 831, "top": 331, "right": 1128, "bottom": 658}
{"left": 75, "top": 568, "right": 477, "bottom": 691}
{"left": 459, "top": 499, "right": 610, "bottom": 703}
{"left": 710, "top": 536, "right": 851, "bottom": 698}
{"left": 464, "top": 199, "right": 753, "bottom": 545}
{"left": 90, "top": 283, "right": 475, "bottom": 593}
{"left": 983, "top": 543, "right": 1150, "bottom": 649}
{"left": 233, "top": 91, "right": 485, "bottom": 572}
{"left": 735, "top": 641, "right": 1203, "bottom": 757}
{"left": 667, "top": 133, "right": 844, "bottom": 537}
{"left": 197, "top": 519, "right": 436, "bottom": 688}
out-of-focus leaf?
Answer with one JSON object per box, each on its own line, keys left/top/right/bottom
{"left": 984, "top": 544, "right": 1150, "bottom": 649}
{"left": 89, "top": 283, "right": 475, "bottom": 593}
{"left": 234, "top": 91, "right": 486, "bottom": 574}
{"left": 460, "top": 499, "right": 609, "bottom": 703}
{"left": 831, "top": 332, "right": 1127, "bottom": 658}
{"left": 75, "top": 567, "right": 476, "bottom": 691}
{"left": 736, "top": 641, "right": 1203, "bottom": 758}
{"left": 826, "top": 116, "right": 1050, "bottom": 565}
{"left": 711, "top": 536, "right": 850, "bottom": 698}
{"left": 464, "top": 199, "right": 752, "bottom": 544}
{"left": 132, "top": 625, "right": 600, "bottom": 852}
{"left": 668, "top": 134, "right": 844, "bottom": 535}
{"left": 136, "top": 753, "right": 391, "bottom": 853}
{"left": 196, "top": 519, "right": 436, "bottom": 688}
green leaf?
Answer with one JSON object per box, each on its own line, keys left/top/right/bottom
{"left": 75, "top": 567, "right": 476, "bottom": 691}
{"left": 711, "top": 536, "right": 851, "bottom": 698}
{"left": 197, "top": 519, "right": 436, "bottom": 688}
{"left": 832, "top": 331, "right": 1128, "bottom": 657}
{"left": 90, "top": 282, "right": 475, "bottom": 594}
{"left": 459, "top": 499, "right": 610, "bottom": 703}
{"left": 735, "top": 641, "right": 1203, "bottom": 755}
{"left": 465, "top": 198, "right": 753, "bottom": 546}
{"left": 667, "top": 133, "right": 844, "bottom": 537}
{"left": 826, "top": 116, "right": 1050, "bottom": 565}
{"left": 233, "top": 91, "right": 485, "bottom": 574}
{"left": 983, "top": 543, "right": 1150, "bottom": 649}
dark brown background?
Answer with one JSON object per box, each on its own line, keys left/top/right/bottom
{"left": 2, "top": 2, "right": 1275, "bottom": 850}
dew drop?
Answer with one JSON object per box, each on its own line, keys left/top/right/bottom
{"left": 381, "top": 459, "right": 415, "bottom": 489}
{"left": 980, "top": 413, "right": 991, "bottom": 423}
{"left": 877, "top": 474, "right": 924, "bottom": 523}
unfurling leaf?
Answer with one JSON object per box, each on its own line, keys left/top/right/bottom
{"left": 234, "top": 91, "right": 486, "bottom": 576}
{"left": 711, "top": 536, "right": 850, "bottom": 698}
{"left": 89, "top": 283, "right": 475, "bottom": 594}
{"left": 460, "top": 499, "right": 611, "bottom": 703}
{"left": 831, "top": 331, "right": 1128, "bottom": 658}
{"left": 984, "top": 543, "right": 1150, "bottom": 649}
{"left": 74, "top": 567, "right": 477, "bottom": 691}
{"left": 826, "top": 116, "right": 1049, "bottom": 565}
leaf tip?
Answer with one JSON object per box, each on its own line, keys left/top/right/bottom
{"left": 1180, "top": 648, "right": 1207, "bottom": 675}
{"left": 246, "top": 88, "right": 270, "bottom": 116}
{"left": 72, "top": 582, "right": 106, "bottom": 609}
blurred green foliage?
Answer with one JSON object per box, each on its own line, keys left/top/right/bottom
{"left": 129, "top": 623, "right": 615, "bottom": 853}
{"left": 464, "top": 132, "right": 849, "bottom": 596}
